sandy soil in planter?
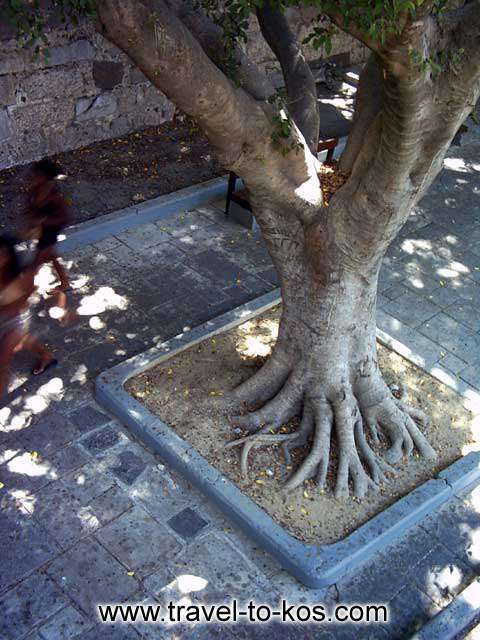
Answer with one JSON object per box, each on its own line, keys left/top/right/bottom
{"left": 127, "top": 306, "right": 477, "bottom": 544}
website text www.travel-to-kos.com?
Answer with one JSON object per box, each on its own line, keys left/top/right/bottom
{"left": 98, "top": 600, "right": 389, "bottom": 626}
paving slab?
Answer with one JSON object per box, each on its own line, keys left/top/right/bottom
{"left": 95, "top": 505, "right": 181, "bottom": 578}
{"left": 409, "top": 542, "right": 474, "bottom": 607}
{"left": 60, "top": 460, "right": 117, "bottom": 505}
{"left": 146, "top": 531, "right": 271, "bottom": 604}
{"left": 23, "top": 481, "right": 100, "bottom": 550}
{"left": 0, "top": 572, "right": 66, "bottom": 640}
{"left": 80, "top": 425, "right": 121, "bottom": 455}
{"left": 418, "top": 312, "right": 480, "bottom": 363}
{"left": 88, "top": 483, "right": 134, "bottom": 526}
{"left": 420, "top": 493, "right": 480, "bottom": 570}
{"left": 387, "top": 583, "right": 440, "bottom": 640}
{"left": 46, "top": 537, "right": 140, "bottom": 618}
{"left": 409, "top": 578, "right": 480, "bottom": 640}
{"left": 0, "top": 507, "right": 60, "bottom": 593}
{"left": 68, "top": 403, "right": 112, "bottom": 432}
{"left": 37, "top": 605, "right": 94, "bottom": 640}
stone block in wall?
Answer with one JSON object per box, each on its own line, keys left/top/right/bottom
{"left": 8, "top": 99, "right": 74, "bottom": 134}
{"left": 47, "top": 39, "right": 95, "bottom": 67}
{"left": 129, "top": 67, "right": 148, "bottom": 84}
{"left": 0, "top": 76, "right": 15, "bottom": 106}
{"left": 3, "top": 131, "right": 47, "bottom": 167}
{"left": 93, "top": 61, "right": 124, "bottom": 90}
{"left": 0, "top": 109, "right": 13, "bottom": 142}
{"left": 75, "top": 92, "right": 118, "bottom": 121}
{"left": 17, "top": 68, "right": 86, "bottom": 103}
{"left": 116, "top": 85, "right": 139, "bottom": 114}
{"left": 109, "top": 115, "right": 132, "bottom": 138}
{"left": 0, "top": 52, "right": 26, "bottom": 76}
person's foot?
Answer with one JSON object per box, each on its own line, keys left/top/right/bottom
{"left": 47, "top": 284, "right": 71, "bottom": 295}
{"left": 32, "top": 355, "right": 58, "bottom": 376}
{"left": 60, "top": 309, "right": 79, "bottom": 327}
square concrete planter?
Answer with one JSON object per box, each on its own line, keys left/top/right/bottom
{"left": 96, "top": 290, "right": 480, "bottom": 588}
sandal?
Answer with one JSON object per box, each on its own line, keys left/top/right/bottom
{"left": 32, "top": 358, "right": 58, "bottom": 376}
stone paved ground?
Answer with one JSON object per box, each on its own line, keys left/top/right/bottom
{"left": 1, "top": 130, "right": 480, "bottom": 639}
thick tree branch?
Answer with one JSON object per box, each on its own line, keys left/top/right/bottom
{"left": 256, "top": 3, "right": 319, "bottom": 153}
{"left": 95, "top": 0, "right": 267, "bottom": 169}
{"left": 96, "top": 0, "right": 322, "bottom": 235}
{"left": 320, "top": 10, "right": 380, "bottom": 53}
{"left": 165, "top": 0, "right": 275, "bottom": 101}
{"left": 339, "top": 54, "right": 383, "bottom": 174}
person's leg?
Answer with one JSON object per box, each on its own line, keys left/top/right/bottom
{"left": 48, "top": 290, "right": 78, "bottom": 326}
{"left": 51, "top": 255, "right": 70, "bottom": 291}
{"left": 0, "top": 328, "right": 23, "bottom": 399}
{"left": 16, "top": 332, "right": 57, "bottom": 375}
{"left": 34, "top": 246, "right": 70, "bottom": 292}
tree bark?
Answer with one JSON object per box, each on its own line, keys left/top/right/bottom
{"left": 227, "top": 202, "right": 436, "bottom": 499}
{"left": 95, "top": 0, "right": 480, "bottom": 499}
{"left": 256, "top": 3, "right": 320, "bottom": 153}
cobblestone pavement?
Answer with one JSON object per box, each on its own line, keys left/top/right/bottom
{"left": 1, "top": 134, "right": 480, "bottom": 639}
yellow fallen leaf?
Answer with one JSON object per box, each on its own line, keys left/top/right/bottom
{"left": 31, "top": 451, "right": 38, "bottom": 460}
{"left": 167, "top": 368, "right": 173, "bottom": 375}
{"left": 303, "top": 490, "right": 309, "bottom": 499}
{"left": 300, "top": 507, "right": 308, "bottom": 515}
{"left": 184, "top": 389, "right": 190, "bottom": 396}
{"left": 287, "top": 505, "right": 294, "bottom": 512}
{"left": 127, "top": 571, "right": 135, "bottom": 577}
{"left": 255, "top": 479, "right": 265, "bottom": 485}
{"left": 0, "top": 482, "right": 4, "bottom": 489}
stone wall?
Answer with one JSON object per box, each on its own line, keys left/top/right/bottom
{"left": 0, "top": 16, "right": 365, "bottom": 170}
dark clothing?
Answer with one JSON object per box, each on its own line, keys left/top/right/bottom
{"left": 37, "top": 225, "right": 63, "bottom": 250}
{"left": 27, "top": 182, "right": 68, "bottom": 252}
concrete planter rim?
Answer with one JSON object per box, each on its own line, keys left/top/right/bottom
{"left": 96, "top": 289, "right": 480, "bottom": 588}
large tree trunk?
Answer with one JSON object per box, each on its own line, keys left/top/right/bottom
{"left": 227, "top": 198, "right": 436, "bottom": 499}
{"left": 95, "top": 0, "right": 480, "bottom": 499}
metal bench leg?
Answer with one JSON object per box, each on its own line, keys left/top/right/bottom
{"left": 225, "top": 172, "right": 237, "bottom": 216}
{"left": 326, "top": 147, "right": 335, "bottom": 162}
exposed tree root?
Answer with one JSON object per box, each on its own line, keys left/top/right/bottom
{"left": 226, "top": 361, "right": 437, "bottom": 500}
{"left": 225, "top": 351, "right": 291, "bottom": 414}
{"left": 225, "top": 428, "right": 298, "bottom": 477}
{"left": 230, "top": 370, "right": 303, "bottom": 433}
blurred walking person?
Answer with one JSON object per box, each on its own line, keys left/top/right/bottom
{"left": 0, "top": 235, "right": 57, "bottom": 400}
{"left": 24, "top": 158, "right": 70, "bottom": 292}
